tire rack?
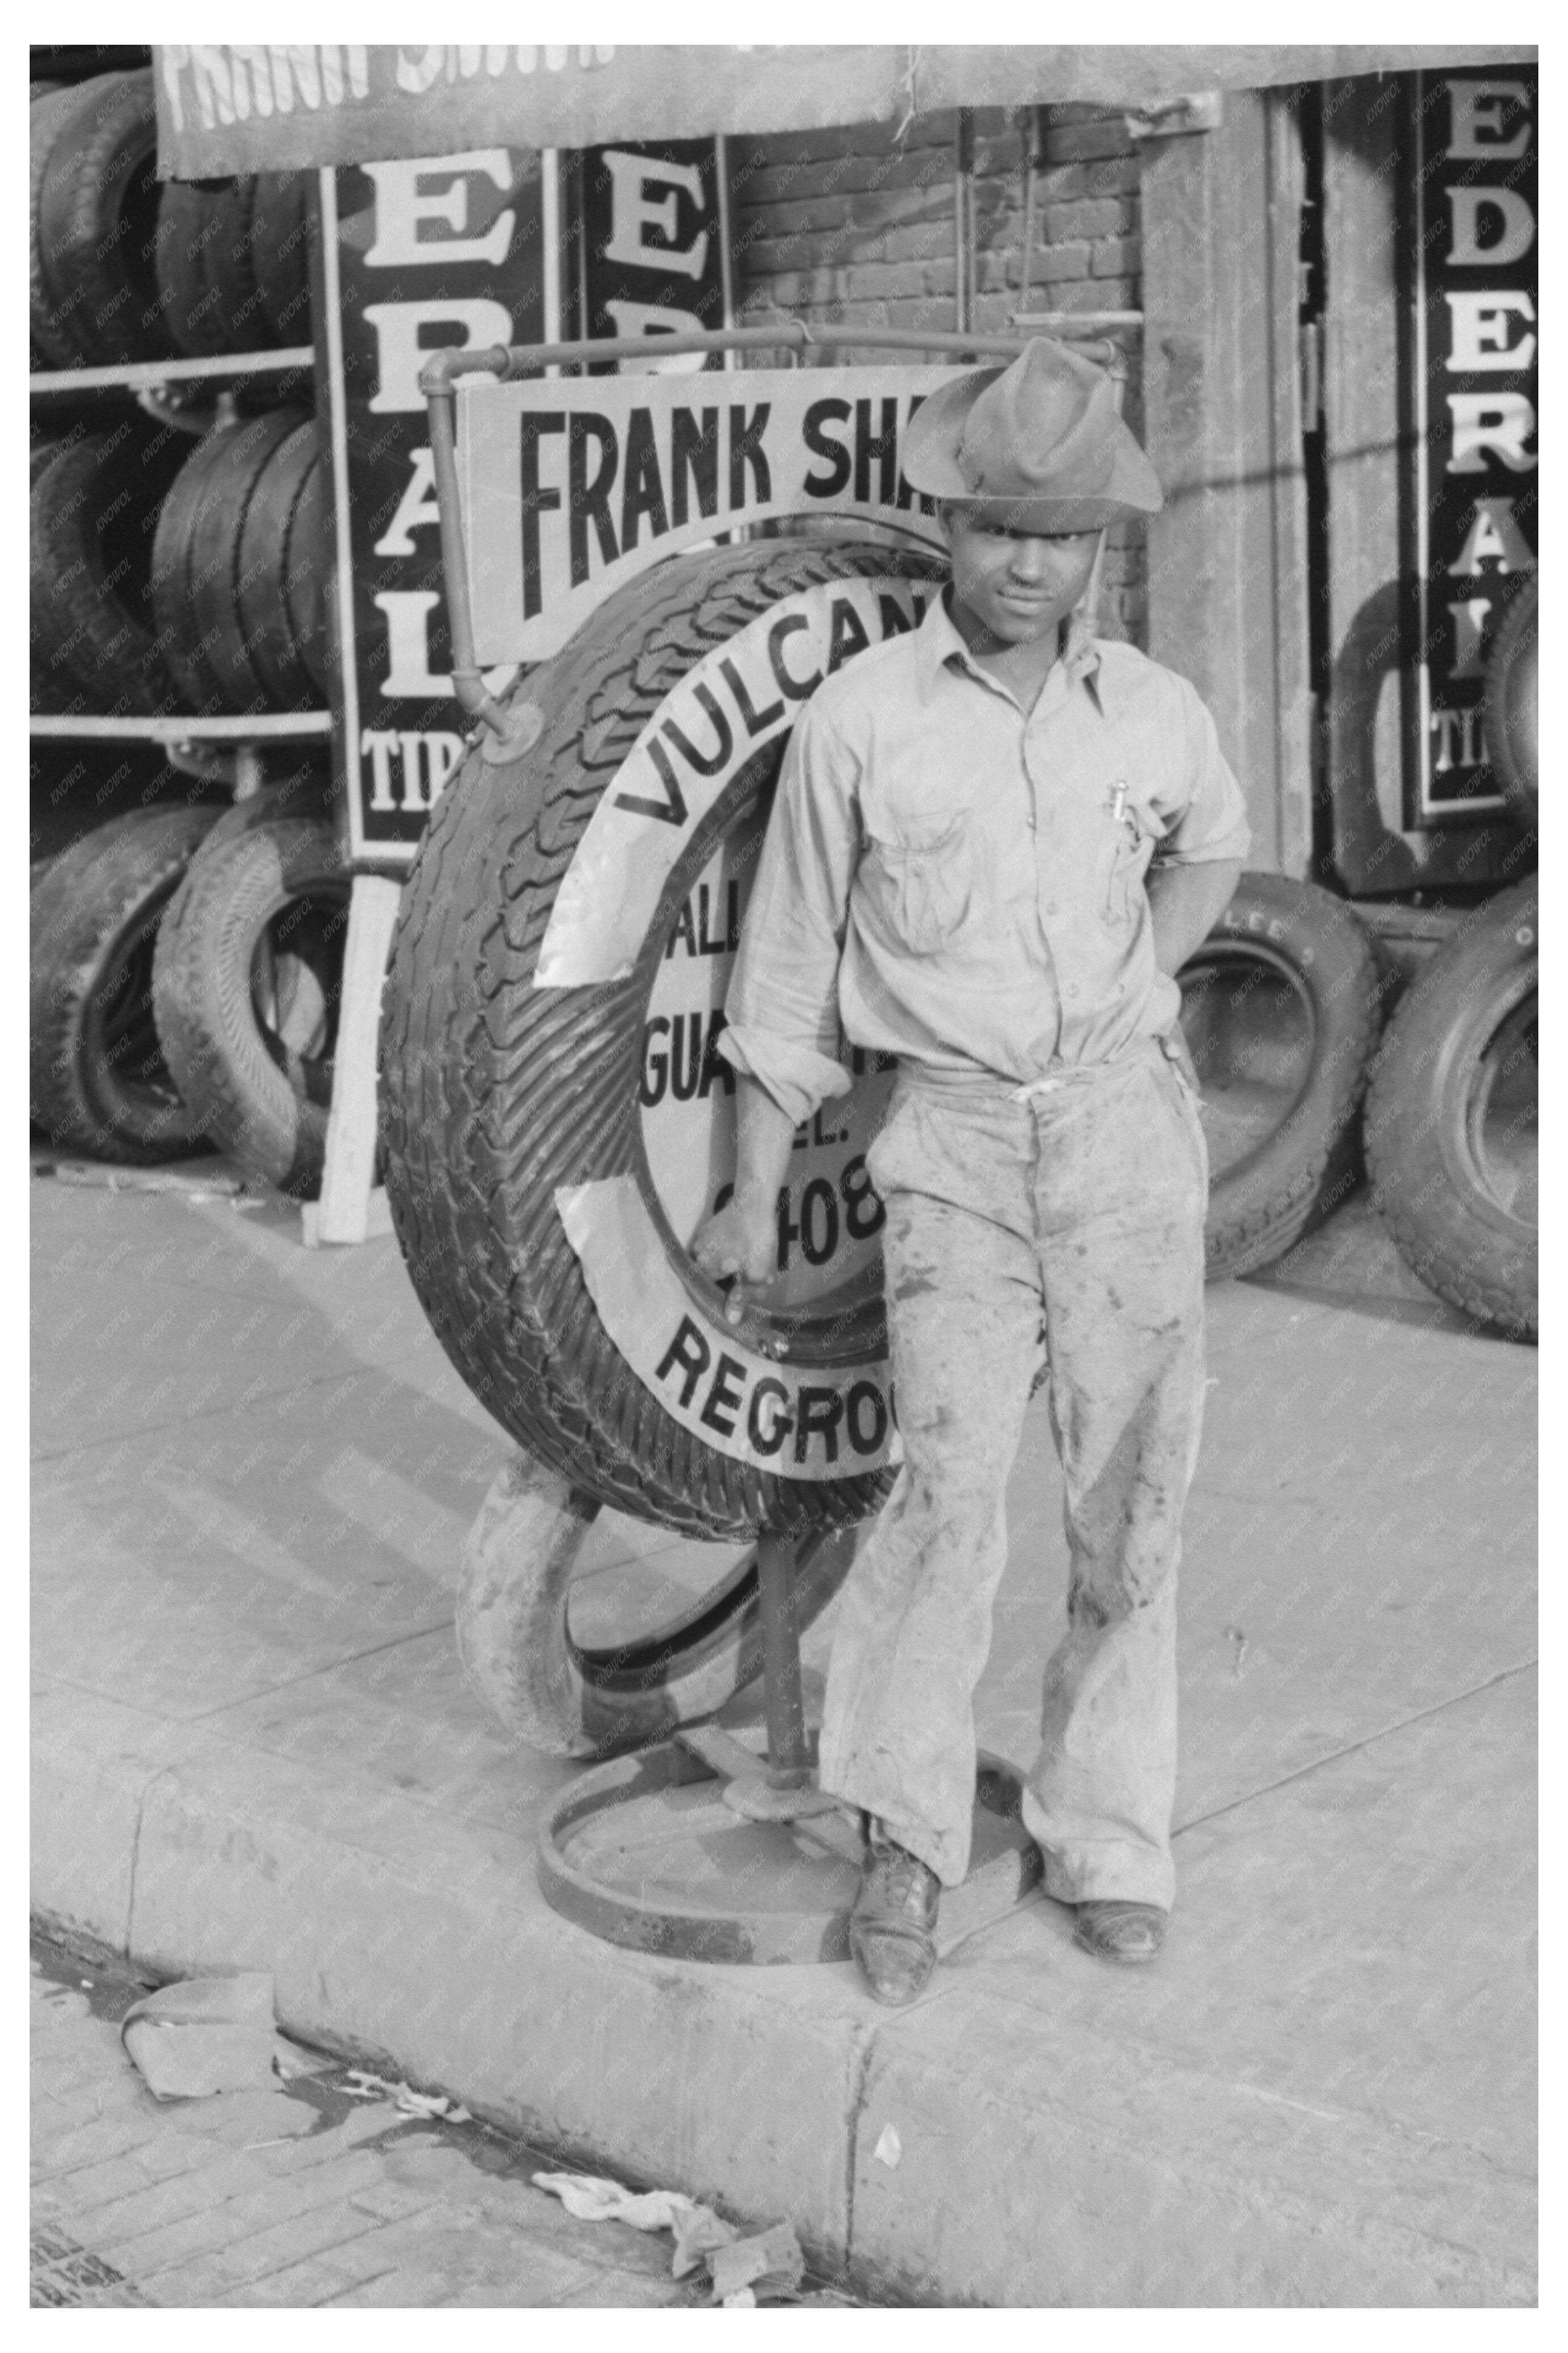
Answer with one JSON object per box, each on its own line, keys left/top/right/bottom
{"left": 28, "top": 343, "right": 380, "bottom": 1242}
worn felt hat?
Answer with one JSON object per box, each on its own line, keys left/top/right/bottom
{"left": 901, "top": 335, "right": 1163, "bottom": 529}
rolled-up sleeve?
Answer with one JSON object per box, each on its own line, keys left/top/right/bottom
{"left": 1155, "top": 680, "right": 1252, "bottom": 867}
{"left": 719, "top": 701, "right": 861, "bottom": 1126}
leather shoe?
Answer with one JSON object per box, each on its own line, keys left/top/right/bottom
{"left": 849, "top": 1828, "right": 940, "bottom": 2006}
{"left": 1073, "top": 1899, "right": 1167, "bottom": 1964}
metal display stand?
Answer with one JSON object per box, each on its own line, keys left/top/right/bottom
{"left": 534, "top": 1523, "right": 1042, "bottom": 1968}
{"left": 421, "top": 317, "right": 1134, "bottom": 1962}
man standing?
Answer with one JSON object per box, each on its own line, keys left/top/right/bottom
{"left": 691, "top": 337, "right": 1249, "bottom": 2003}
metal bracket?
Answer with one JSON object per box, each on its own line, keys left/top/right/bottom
{"left": 1124, "top": 91, "right": 1222, "bottom": 141}
{"left": 163, "top": 739, "right": 268, "bottom": 797}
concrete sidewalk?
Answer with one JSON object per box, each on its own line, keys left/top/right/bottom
{"left": 31, "top": 1167, "right": 1537, "bottom": 2305}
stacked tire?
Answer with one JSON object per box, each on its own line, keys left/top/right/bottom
{"left": 1364, "top": 882, "right": 1537, "bottom": 1341}
{"left": 30, "top": 789, "right": 346, "bottom": 1188}
{"left": 1177, "top": 874, "right": 1387, "bottom": 1279}
{"left": 30, "top": 71, "right": 171, "bottom": 368}
{"left": 30, "top": 73, "right": 336, "bottom": 1181}
{"left": 30, "top": 805, "right": 224, "bottom": 1164}
{"left": 151, "top": 409, "right": 331, "bottom": 715}
{"left": 1359, "top": 593, "right": 1538, "bottom": 1342}
{"left": 30, "top": 70, "right": 312, "bottom": 371}
{"left": 152, "top": 799, "right": 350, "bottom": 1197}
{"left": 30, "top": 404, "right": 329, "bottom": 719}
{"left": 155, "top": 171, "right": 313, "bottom": 356}
{"left": 30, "top": 422, "right": 191, "bottom": 715}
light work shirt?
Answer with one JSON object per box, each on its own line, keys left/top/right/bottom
{"left": 720, "top": 593, "right": 1251, "bottom": 1125}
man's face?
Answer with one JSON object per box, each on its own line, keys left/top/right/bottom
{"left": 942, "top": 504, "right": 1102, "bottom": 647}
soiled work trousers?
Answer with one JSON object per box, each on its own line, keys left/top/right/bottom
{"left": 817, "top": 1034, "right": 1209, "bottom": 1909}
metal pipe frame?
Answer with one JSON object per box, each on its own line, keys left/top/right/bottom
{"left": 421, "top": 317, "right": 1136, "bottom": 738}
{"left": 28, "top": 714, "right": 332, "bottom": 739}
{"left": 28, "top": 348, "right": 316, "bottom": 395}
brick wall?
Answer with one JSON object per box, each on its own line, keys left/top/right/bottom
{"left": 729, "top": 104, "right": 1147, "bottom": 643}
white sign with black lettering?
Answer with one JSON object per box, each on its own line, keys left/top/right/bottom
{"left": 457, "top": 364, "right": 958, "bottom": 664}
{"left": 638, "top": 807, "right": 896, "bottom": 1313}
{"left": 536, "top": 573, "right": 932, "bottom": 985}
{"left": 547, "top": 573, "right": 929, "bottom": 1471}
{"left": 557, "top": 1174, "right": 899, "bottom": 1480}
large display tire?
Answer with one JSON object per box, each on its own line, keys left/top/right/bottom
{"left": 1364, "top": 881, "right": 1537, "bottom": 1341}
{"left": 1483, "top": 580, "right": 1538, "bottom": 836}
{"left": 382, "top": 530, "right": 946, "bottom": 1551}
{"left": 1177, "top": 873, "right": 1385, "bottom": 1277}
{"left": 36, "top": 70, "right": 172, "bottom": 367}
{"left": 152, "top": 813, "right": 350, "bottom": 1197}
{"left": 30, "top": 805, "right": 222, "bottom": 1163}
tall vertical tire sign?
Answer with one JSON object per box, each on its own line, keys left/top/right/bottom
{"left": 315, "top": 148, "right": 545, "bottom": 861}
{"left": 382, "top": 369, "right": 962, "bottom": 1540}
{"left": 1398, "top": 67, "right": 1537, "bottom": 828}
{"left": 577, "top": 137, "right": 729, "bottom": 357}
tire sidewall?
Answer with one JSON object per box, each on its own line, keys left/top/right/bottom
{"left": 1367, "top": 884, "right": 1538, "bottom": 1289}
{"left": 30, "top": 805, "right": 221, "bottom": 1157}
{"left": 1182, "top": 873, "right": 1383, "bottom": 1274}
{"left": 1483, "top": 580, "right": 1538, "bottom": 835}
{"left": 154, "top": 816, "right": 349, "bottom": 1193}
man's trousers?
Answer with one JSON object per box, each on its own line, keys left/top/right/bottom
{"left": 816, "top": 1033, "right": 1209, "bottom": 1909}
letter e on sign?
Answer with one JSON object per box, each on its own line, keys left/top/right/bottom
{"left": 602, "top": 151, "right": 709, "bottom": 282}
{"left": 364, "top": 152, "right": 518, "bottom": 268}
{"left": 1445, "top": 80, "right": 1531, "bottom": 162}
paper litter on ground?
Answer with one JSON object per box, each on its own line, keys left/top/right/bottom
{"left": 532, "top": 2170, "right": 702, "bottom": 2231}
{"left": 120, "top": 1971, "right": 276, "bottom": 2101}
{"left": 671, "top": 2204, "right": 741, "bottom": 2279}
{"left": 708, "top": 2221, "right": 805, "bottom": 2305}
{"left": 339, "top": 2068, "right": 471, "bottom": 2120}
{"left": 532, "top": 2170, "right": 802, "bottom": 2296}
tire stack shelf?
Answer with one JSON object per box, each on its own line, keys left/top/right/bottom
{"left": 31, "top": 337, "right": 351, "bottom": 1211}
{"left": 30, "top": 66, "right": 366, "bottom": 1227}
{"left": 31, "top": 352, "right": 330, "bottom": 777}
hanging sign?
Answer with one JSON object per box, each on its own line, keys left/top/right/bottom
{"left": 154, "top": 44, "right": 1535, "bottom": 179}
{"left": 317, "top": 148, "right": 545, "bottom": 862}
{"left": 1401, "top": 68, "right": 1537, "bottom": 825}
{"left": 457, "top": 365, "right": 957, "bottom": 666}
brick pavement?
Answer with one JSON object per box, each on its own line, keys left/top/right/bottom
{"left": 30, "top": 1933, "right": 845, "bottom": 2309}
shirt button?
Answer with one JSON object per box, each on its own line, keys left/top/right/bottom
{"left": 1044, "top": 900, "right": 1059, "bottom": 917}
{"left": 1067, "top": 985, "right": 1081, "bottom": 1000}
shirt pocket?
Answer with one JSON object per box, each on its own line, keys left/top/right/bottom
{"left": 1098, "top": 787, "right": 1167, "bottom": 931}
{"left": 859, "top": 810, "right": 974, "bottom": 955}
